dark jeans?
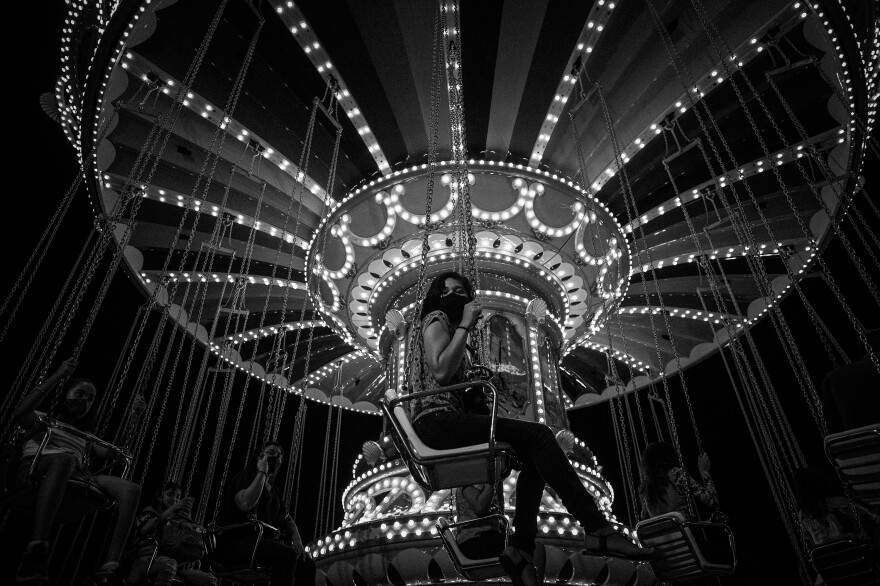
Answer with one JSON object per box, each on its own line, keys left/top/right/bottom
{"left": 414, "top": 411, "right": 607, "bottom": 553}
{"left": 217, "top": 536, "right": 316, "bottom": 585}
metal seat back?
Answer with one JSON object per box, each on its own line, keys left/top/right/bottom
{"left": 437, "top": 516, "right": 509, "bottom": 581}
{"left": 636, "top": 512, "right": 736, "bottom": 582}
{"left": 382, "top": 384, "right": 513, "bottom": 491}
{"left": 825, "top": 423, "right": 880, "bottom": 509}
{"left": 203, "top": 520, "right": 275, "bottom": 584}
{"left": 810, "top": 538, "right": 880, "bottom": 586}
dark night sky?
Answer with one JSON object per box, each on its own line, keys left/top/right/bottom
{"left": 5, "top": 2, "right": 879, "bottom": 584}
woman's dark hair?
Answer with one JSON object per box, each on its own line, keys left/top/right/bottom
{"left": 48, "top": 378, "right": 98, "bottom": 433}
{"left": 638, "top": 442, "right": 681, "bottom": 513}
{"left": 242, "top": 440, "right": 285, "bottom": 478}
{"left": 420, "top": 271, "right": 474, "bottom": 319}
{"left": 793, "top": 467, "right": 837, "bottom": 519}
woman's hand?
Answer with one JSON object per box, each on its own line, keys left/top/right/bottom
{"left": 179, "top": 496, "right": 194, "bottom": 517}
{"left": 53, "top": 357, "right": 77, "bottom": 380}
{"left": 698, "top": 452, "right": 711, "bottom": 475}
{"left": 460, "top": 300, "right": 482, "bottom": 330}
{"left": 164, "top": 499, "right": 187, "bottom": 519}
{"left": 257, "top": 452, "right": 270, "bottom": 475}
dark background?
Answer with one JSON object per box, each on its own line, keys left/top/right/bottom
{"left": 4, "top": 1, "right": 878, "bottom": 584}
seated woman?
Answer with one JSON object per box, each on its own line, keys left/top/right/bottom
{"left": 127, "top": 481, "right": 216, "bottom": 586}
{"left": 454, "top": 482, "right": 506, "bottom": 560}
{"left": 410, "top": 272, "right": 653, "bottom": 586}
{"left": 217, "top": 441, "right": 316, "bottom": 586}
{"left": 13, "top": 358, "right": 143, "bottom": 585}
{"left": 793, "top": 467, "right": 880, "bottom": 550}
{"left": 637, "top": 441, "right": 718, "bottom": 520}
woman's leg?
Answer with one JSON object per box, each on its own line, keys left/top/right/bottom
{"left": 494, "top": 417, "right": 607, "bottom": 533}
{"left": 92, "top": 475, "right": 142, "bottom": 564}
{"left": 128, "top": 555, "right": 176, "bottom": 586}
{"left": 29, "top": 453, "right": 78, "bottom": 542}
{"left": 178, "top": 566, "right": 218, "bottom": 585}
{"left": 414, "top": 413, "right": 651, "bottom": 558}
{"left": 415, "top": 413, "right": 606, "bottom": 548}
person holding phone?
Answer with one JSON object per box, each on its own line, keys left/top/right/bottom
{"left": 127, "top": 481, "right": 216, "bottom": 585}
{"left": 217, "top": 441, "right": 315, "bottom": 585}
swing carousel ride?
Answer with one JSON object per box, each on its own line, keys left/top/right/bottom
{"left": 28, "top": 0, "right": 878, "bottom": 582}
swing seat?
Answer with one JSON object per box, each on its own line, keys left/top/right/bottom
{"left": 0, "top": 416, "right": 129, "bottom": 523}
{"left": 437, "top": 515, "right": 509, "bottom": 581}
{"left": 381, "top": 381, "right": 515, "bottom": 492}
{"left": 203, "top": 520, "right": 276, "bottom": 584}
{"left": 824, "top": 423, "right": 880, "bottom": 508}
{"left": 810, "top": 538, "right": 880, "bottom": 586}
{"left": 635, "top": 512, "right": 736, "bottom": 582}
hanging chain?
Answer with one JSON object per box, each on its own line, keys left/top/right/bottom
{"left": 402, "top": 2, "right": 443, "bottom": 393}
{"left": 593, "top": 82, "right": 698, "bottom": 481}
{"left": 606, "top": 349, "right": 639, "bottom": 524}
{"left": 687, "top": 0, "right": 880, "bottom": 376}
{"left": 642, "top": 0, "right": 815, "bottom": 571}
{"left": 571, "top": 104, "right": 651, "bottom": 451}
{"left": 314, "top": 404, "right": 335, "bottom": 535}
{"left": 444, "top": 0, "right": 479, "bottom": 291}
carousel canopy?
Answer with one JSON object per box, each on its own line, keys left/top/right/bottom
{"left": 54, "top": 0, "right": 876, "bottom": 413}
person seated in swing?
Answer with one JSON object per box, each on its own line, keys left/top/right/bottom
{"left": 12, "top": 358, "right": 144, "bottom": 585}
{"left": 410, "top": 271, "right": 654, "bottom": 586}
{"left": 217, "top": 441, "right": 316, "bottom": 585}
{"left": 637, "top": 441, "right": 717, "bottom": 520}
{"left": 793, "top": 467, "right": 880, "bottom": 551}
{"left": 127, "top": 480, "right": 216, "bottom": 586}
{"left": 821, "top": 327, "right": 880, "bottom": 434}
{"left": 453, "top": 482, "right": 507, "bottom": 560}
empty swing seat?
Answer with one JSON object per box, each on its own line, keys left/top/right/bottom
{"left": 381, "top": 381, "right": 515, "bottom": 492}
{"left": 635, "top": 512, "right": 736, "bottom": 582}
{"left": 203, "top": 520, "right": 275, "bottom": 584}
{"left": 437, "top": 515, "right": 509, "bottom": 581}
{"left": 0, "top": 415, "right": 130, "bottom": 523}
{"left": 825, "top": 423, "right": 880, "bottom": 508}
{"left": 810, "top": 538, "right": 880, "bottom": 586}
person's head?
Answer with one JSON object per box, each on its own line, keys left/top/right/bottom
{"left": 420, "top": 271, "right": 474, "bottom": 323}
{"left": 639, "top": 442, "right": 681, "bottom": 510}
{"left": 51, "top": 378, "right": 98, "bottom": 431}
{"left": 157, "top": 480, "right": 183, "bottom": 512}
{"left": 244, "top": 441, "right": 285, "bottom": 478}
{"left": 793, "top": 467, "right": 837, "bottom": 518}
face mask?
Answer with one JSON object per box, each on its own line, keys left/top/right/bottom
{"left": 66, "top": 398, "right": 90, "bottom": 419}
{"left": 439, "top": 293, "right": 469, "bottom": 324}
{"left": 265, "top": 455, "right": 280, "bottom": 474}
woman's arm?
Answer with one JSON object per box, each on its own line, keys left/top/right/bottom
{"left": 693, "top": 452, "right": 719, "bottom": 509}
{"left": 13, "top": 358, "right": 77, "bottom": 428}
{"left": 691, "top": 472, "right": 719, "bottom": 509}
{"left": 671, "top": 467, "right": 719, "bottom": 510}
{"left": 138, "top": 502, "right": 185, "bottom": 535}
{"left": 424, "top": 302, "right": 481, "bottom": 384}
{"left": 234, "top": 473, "right": 268, "bottom": 512}
{"left": 423, "top": 321, "right": 469, "bottom": 384}
{"left": 234, "top": 454, "right": 270, "bottom": 511}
